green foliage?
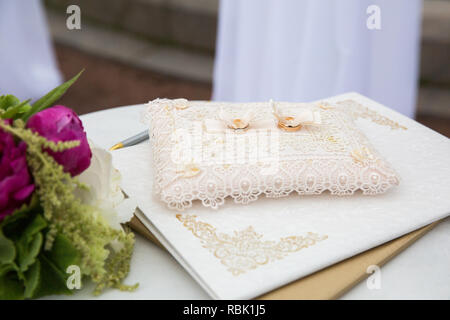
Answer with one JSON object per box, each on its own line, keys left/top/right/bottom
{"left": 0, "top": 70, "right": 83, "bottom": 122}
{"left": 0, "top": 95, "right": 31, "bottom": 120}
{"left": 0, "top": 195, "right": 81, "bottom": 299}
{"left": 22, "top": 70, "right": 84, "bottom": 122}
{"left": 23, "top": 259, "right": 40, "bottom": 298}
{"left": 0, "top": 94, "right": 20, "bottom": 110}
{"left": 0, "top": 119, "right": 136, "bottom": 299}
{"left": 32, "top": 235, "right": 80, "bottom": 298}
{"left": 0, "top": 264, "right": 24, "bottom": 300}
{"left": 0, "top": 229, "right": 16, "bottom": 264}
{"left": 16, "top": 215, "right": 46, "bottom": 272}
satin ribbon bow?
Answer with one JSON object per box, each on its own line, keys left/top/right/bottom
{"left": 271, "top": 99, "right": 322, "bottom": 131}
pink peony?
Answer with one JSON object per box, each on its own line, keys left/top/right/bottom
{"left": 0, "top": 119, "right": 35, "bottom": 221}
{"left": 27, "top": 105, "right": 91, "bottom": 176}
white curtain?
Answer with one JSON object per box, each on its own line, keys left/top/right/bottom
{"left": 0, "top": 0, "right": 62, "bottom": 101}
{"left": 213, "top": 0, "right": 422, "bottom": 118}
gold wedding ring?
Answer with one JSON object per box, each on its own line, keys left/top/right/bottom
{"left": 228, "top": 118, "right": 250, "bottom": 133}
{"left": 277, "top": 117, "right": 302, "bottom": 132}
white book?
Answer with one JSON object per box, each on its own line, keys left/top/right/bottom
{"left": 112, "top": 93, "right": 450, "bottom": 299}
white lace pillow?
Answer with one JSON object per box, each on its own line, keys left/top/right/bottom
{"left": 144, "top": 98, "right": 400, "bottom": 211}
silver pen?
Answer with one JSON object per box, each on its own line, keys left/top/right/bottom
{"left": 109, "top": 130, "right": 149, "bottom": 151}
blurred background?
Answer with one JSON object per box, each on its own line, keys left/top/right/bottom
{"left": 2, "top": 0, "right": 449, "bottom": 136}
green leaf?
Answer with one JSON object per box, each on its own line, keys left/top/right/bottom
{"left": 25, "top": 234, "right": 81, "bottom": 299}
{"left": 0, "top": 94, "right": 20, "bottom": 110}
{"left": 22, "top": 69, "right": 84, "bottom": 122}
{"left": 1, "top": 99, "right": 31, "bottom": 120}
{"left": 0, "top": 263, "right": 16, "bottom": 277}
{"left": 17, "top": 232, "right": 43, "bottom": 272}
{"left": 24, "top": 260, "right": 40, "bottom": 299}
{"left": 22, "top": 213, "right": 47, "bottom": 239}
{"left": 45, "top": 234, "right": 81, "bottom": 272}
{"left": 0, "top": 268, "right": 24, "bottom": 300}
{"left": 13, "top": 214, "right": 46, "bottom": 272}
{"left": 0, "top": 232, "right": 80, "bottom": 299}
{"left": 2, "top": 195, "right": 41, "bottom": 239}
{"left": 0, "top": 229, "right": 15, "bottom": 264}
{"left": 32, "top": 254, "right": 73, "bottom": 298}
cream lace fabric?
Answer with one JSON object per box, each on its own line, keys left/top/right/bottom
{"left": 143, "top": 99, "right": 400, "bottom": 211}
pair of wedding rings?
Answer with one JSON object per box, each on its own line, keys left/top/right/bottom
{"left": 227, "top": 117, "right": 302, "bottom": 133}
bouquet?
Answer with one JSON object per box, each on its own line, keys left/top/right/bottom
{"left": 0, "top": 71, "right": 137, "bottom": 299}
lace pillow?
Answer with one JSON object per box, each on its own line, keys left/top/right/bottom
{"left": 144, "top": 98, "right": 400, "bottom": 211}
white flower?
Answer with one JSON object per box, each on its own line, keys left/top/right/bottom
{"left": 75, "top": 140, "right": 136, "bottom": 230}
{"left": 271, "top": 99, "right": 322, "bottom": 127}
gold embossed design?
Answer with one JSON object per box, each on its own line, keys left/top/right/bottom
{"left": 176, "top": 214, "right": 328, "bottom": 276}
{"left": 337, "top": 100, "right": 407, "bottom": 130}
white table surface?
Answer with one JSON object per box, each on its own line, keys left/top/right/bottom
{"left": 56, "top": 104, "right": 449, "bottom": 300}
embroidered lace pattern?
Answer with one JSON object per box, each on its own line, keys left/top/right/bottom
{"left": 144, "top": 99, "right": 400, "bottom": 211}
{"left": 176, "top": 214, "right": 328, "bottom": 275}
